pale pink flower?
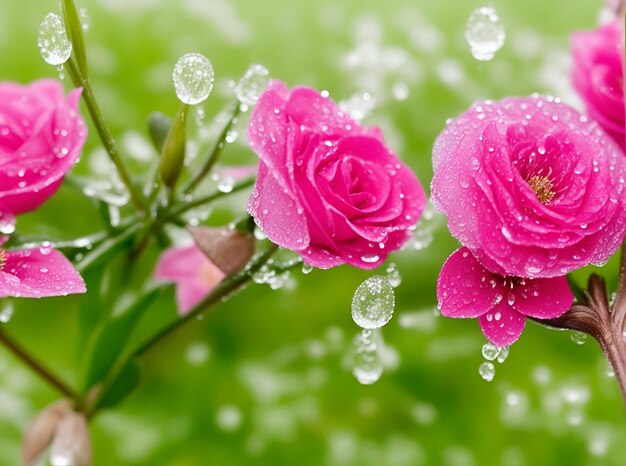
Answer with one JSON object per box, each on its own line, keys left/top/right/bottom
{"left": 437, "top": 247, "right": 573, "bottom": 346}
{"left": 432, "top": 95, "right": 626, "bottom": 278}
{"left": 0, "top": 80, "right": 86, "bottom": 215}
{"left": 0, "top": 238, "right": 86, "bottom": 298}
{"left": 153, "top": 244, "right": 225, "bottom": 315}
{"left": 572, "top": 20, "right": 624, "bottom": 151}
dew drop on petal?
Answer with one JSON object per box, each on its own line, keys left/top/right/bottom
{"left": 302, "top": 263, "right": 313, "bottom": 275}
{"left": 351, "top": 276, "right": 395, "bottom": 330}
{"left": 479, "top": 361, "right": 495, "bottom": 381}
{"left": 464, "top": 7, "right": 505, "bottom": 61}
{"left": 38, "top": 13, "right": 72, "bottom": 66}
{"left": 172, "top": 53, "right": 215, "bottom": 105}
{"left": 235, "top": 64, "right": 270, "bottom": 106}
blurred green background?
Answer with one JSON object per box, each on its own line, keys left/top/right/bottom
{"left": 2, "top": 0, "right": 625, "bottom": 464}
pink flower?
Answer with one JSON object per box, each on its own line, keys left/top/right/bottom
{"left": 572, "top": 20, "right": 624, "bottom": 151}
{"left": 247, "top": 81, "right": 426, "bottom": 269}
{"left": 0, "top": 238, "right": 86, "bottom": 298}
{"left": 437, "top": 247, "right": 573, "bottom": 346}
{"left": 154, "top": 244, "right": 225, "bottom": 315}
{"left": 432, "top": 95, "right": 626, "bottom": 278}
{"left": 0, "top": 80, "right": 86, "bottom": 215}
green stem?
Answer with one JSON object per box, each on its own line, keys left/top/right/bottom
{"left": 66, "top": 59, "right": 146, "bottom": 213}
{"left": 162, "top": 175, "right": 256, "bottom": 224}
{"left": 183, "top": 100, "right": 241, "bottom": 194}
{"left": 76, "top": 222, "right": 143, "bottom": 274}
{"left": 0, "top": 327, "right": 77, "bottom": 399}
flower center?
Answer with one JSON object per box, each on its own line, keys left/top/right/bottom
{"left": 528, "top": 175, "right": 555, "bottom": 205}
{"left": 0, "top": 249, "right": 6, "bottom": 272}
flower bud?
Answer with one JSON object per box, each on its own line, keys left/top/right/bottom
{"left": 49, "top": 411, "right": 92, "bottom": 466}
{"left": 61, "top": 0, "right": 89, "bottom": 78}
{"left": 22, "top": 400, "right": 72, "bottom": 466}
{"left": 159, "top": 104, "right": 189, "bottom": 190}
{"left": 188, "top": 226, "right": 255, "bottom": 276}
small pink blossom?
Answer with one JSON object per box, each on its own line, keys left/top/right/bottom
{"left": 0, "top": 80, "right": 86, "bottom": 215}
{"left": 153, "top": 244, "right": 225, "bottom": 315}
{"left": 247, "top": 81, "right": 426, "bottom": 269}
{"left": 0, "top": 238, "right": 86, "bottom": 298}
{"left": 572, "top": 20, "right": 624, "bottom": 151}
{"left": 432, "top": 95, "right": 626, "bottom": 278}
{"left": 437, "top": 247, "right": 573, "bottom": 346}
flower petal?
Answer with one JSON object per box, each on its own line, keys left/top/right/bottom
{"left": 1, "top": 248, "right": 86, "bottom": 298}
{"left": 436, "top": 247, "right": 500, "bottom": 318}
{"left": 511, "top": 275, "right": 574, "bottom": 319}
{"left": 478, "top": 301, "right": 526, "bottom": 346}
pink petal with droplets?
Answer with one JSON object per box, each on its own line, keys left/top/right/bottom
{"left": 478, "top": 301, "right": 526, "bottom": 346}
{"left": 0, "top": 247, "right": 86, "bottom": 298}
{"left": 512, "top": 275, "right": 574, "bottom": 319}
{"left": 437, "top": 247, "right": 500, "bottom": 318}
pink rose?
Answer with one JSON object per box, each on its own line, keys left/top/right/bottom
{"left": 572, "top": 20, "right": 624, "bottom": 151}
{"left": 0, "top": 80, "right": 86, "bottom": 215}
{"left": 437, "top": 247, "right": 573, "bottom": 346}
{"left": 432, "top": 95, "right": 626, "bottom": 278}
{"left": 247, "top": 81, "right": 426, "bottom": 269}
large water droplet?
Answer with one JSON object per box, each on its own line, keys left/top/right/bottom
{"left": 479, "top": 361, "right": 495, "bottom": 381}
{"left": 172, "top": 53, "right": 215, "bottom": 105}
{"left": 571, "top": 331, "right": 588, "bottom": 345}
{"left": 38, "top": 13, "right": 72, "bottom": 66}
{"left": 481, "top": 342, "right": 499, "bottom": 361}
{"left": 351, "top": 276, "right": 395, "bottom": 330}
{"left": 464, "top": 7, "right": 505, "bottom": 61}
{"left": 236, "top": 64, "right": 270, "bottom": 106}
{"left": 0, "top": 301, "right": 14, "bottom": 323}
{"left": 351, "top": 329, "right": 384, "bottom": 385}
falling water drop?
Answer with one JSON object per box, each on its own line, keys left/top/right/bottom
{"left": 351, "top": 329, "right": 384, "bottom": 385}
{"left": 351, "top": 276, "right": 395, "bottom": 330}
{"left": 385, "top": 263, "right": 402, "bottom": 288}
{"left": 497, "top": 345, "right": 509, "bottom": 363}
{"left": 464, "top": 7, "right": 505, "bottom": 61}
{"left": 302, "top": 263, "right": 313, "bottom": 275}
{"left": 0, "top": 302, "right": 14, "bottom": 323}
{"left": 235, "top": 64, "right": 270, "bottom": 106}
{"left": 479, "top": 362, "right": 495, "bottom": 381}
{"left": 481, "top": 342, "right": 499, "bottom": 361}
{"left": 38, "top": 13, "right": 72, "bottom": 66}
{"left": 172, "top": 53, "right": 215, "bottom": 105}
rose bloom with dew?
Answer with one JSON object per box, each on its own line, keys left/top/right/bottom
{"left": 247, "top": 81, "right": 426, "bottom": 269}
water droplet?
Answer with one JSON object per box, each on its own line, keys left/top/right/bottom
{"left": 571, "top": 331, "right": 588, "bottom": 345}
{"left": 225, "top": 129, "right": 238, "bottom": 144}
{"left": 464, "top": 7, "right": 505, "bottom": 61}
{"left": 351, "top": 329, "right": 384, "bottom": 385}
{"left": 481, "top": 342, "right": 499, "bottom": 361}
{"left": 351, "top": 276, "right": 395, "bottom": 330}
{"left": 385, "top": 263, "right": 402, "bottom": 288}
{"left": 479, "top": 361, "right": 495, "bottom": 381}
{"left": 302, "top": 263, "right": 313, "bottom": 275}
{"left": 360, "top": 254, "right": 380, "bottom": 264}
{"left": 79, "top": 7, "right": 90, "bottom": 32}
{"left": 497, "top": 345, "right": 509, "bottom": 363}
{"left": 217, "top": 176, "right": 235, "bottom": 193}
{"left": 216, "top": 405, "right": 242, "bottom": 432}
{"left": 235, "top": 64, "right": 270, "bottom": 106}
{"left": 38, "top": 13, "right": 72, "bottom": 66}
{"left": 0, "top": 301, "right": 14, "bottom": 323}
{"left": 172, "top": 53, "right": 215, "bottom": 105}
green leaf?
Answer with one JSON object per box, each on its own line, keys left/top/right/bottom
{"left": 77, "top": 266, "right": 105, "bottom": 351}
{"left": 75, "top": 222, "right": 142, "bottom": 274}
{"left": 148, "top": 112, "right": 173, "bottom": 153}
{"left": 96, "top": 360, "right": 141, "bottom": 410}
{"left": 61, "top": 0, "right": 89, "bottom": 78}
{"left": 80, "top": 284, "right": 166, "bottom": 392}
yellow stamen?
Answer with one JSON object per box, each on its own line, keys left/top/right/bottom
{"left": 528, "top": 175, "right": 556, "bottom": 205}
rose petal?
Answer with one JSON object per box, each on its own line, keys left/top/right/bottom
{"left": 511, "top": 275, "right": 574, "bottom": 319}
{"left": 437, "top": 247, "right": 500, "bottom": 318}
{"left": 478, "top": 301, "right": 526, "bottom": 346}
{"left": 0, "top": 248, "right": 86, "bottom": 298}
